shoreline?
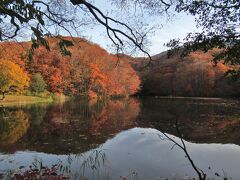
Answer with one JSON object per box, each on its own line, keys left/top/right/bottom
{"left": 0, "top": 95, "right": 53, "bottom": 106}
{"left": 136, "top": 95, "right": 239, "bottom": 100}
{"left": 1, "top": 95, "right": 238, "bottom": 107}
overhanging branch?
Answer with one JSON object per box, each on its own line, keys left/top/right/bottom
{"left": 70, "top": 0, "right": 152, "bottom": 65}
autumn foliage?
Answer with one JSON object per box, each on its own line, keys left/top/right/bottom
{"left": 0, "top": 60, "right": 29, "bottom": 98}
{"left": 135, "top": 49, "right": 240, "bottom": 97}
{"left": 0, "top": 37, "right": 140, "bottom": 98}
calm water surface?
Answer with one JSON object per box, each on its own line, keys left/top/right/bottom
{"left": 0, "top": 97, "right": 240, "bottom": 179}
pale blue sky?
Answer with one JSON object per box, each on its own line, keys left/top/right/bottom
{"left": 16, "top": 1, "right": 199, "bottom": 56}
{"left": 148, "top": 14, "right": 198, "bottom": 55}
{"left": 79, "top": 1, "right": 199, "bottom": 56}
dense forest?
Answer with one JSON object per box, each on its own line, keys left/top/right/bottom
{"left": 1, "top": 36, "right": 240, "bottom": 98}
{"left": 0, "top": 37, "right": 140, "bottom": 99}
{"left": 133, "top": 50, "right": 240, "bottom": 97}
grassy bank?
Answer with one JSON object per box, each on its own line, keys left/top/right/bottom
{"left": 0, "top": 95, "right": 53, "bottom": 106}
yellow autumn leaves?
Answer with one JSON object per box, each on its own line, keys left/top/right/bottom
{"left": 0, "top": 109, "right": 29, "bottom": 145}
{"left": 0, "top": 60, "right": 29, "bottom": 95}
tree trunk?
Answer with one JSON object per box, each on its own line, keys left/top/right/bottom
{"left": 0, "top": 91, "right": 5, "bottom": 100}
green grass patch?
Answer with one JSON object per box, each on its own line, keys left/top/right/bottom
{"left": 0, "top": 95, "right": 53, "bottom": 106}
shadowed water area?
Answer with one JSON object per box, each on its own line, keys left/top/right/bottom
{"left": 0, "top": 97, "right": 240, "bottom": 179}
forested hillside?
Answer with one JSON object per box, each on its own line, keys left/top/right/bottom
{"left": 0, "top": 37, "right": 140, "bottom": 98}
{"left": 133, "top": 50, "right": 240, "bottom": 97}
{"left": 1, "top": 37, "right": 240, "bottom": 98}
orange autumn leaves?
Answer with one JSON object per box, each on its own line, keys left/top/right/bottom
{"left": 138, "top": 49, "right": 237, "bottom": 97}
{"left": 0, "top": 37, "right": 141, "bottom": 98}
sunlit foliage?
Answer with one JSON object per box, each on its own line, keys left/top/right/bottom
{"left": 0, "top": 37, "right": 141, "bottom": 98}
{"left": 0, "top": 60, "right": 29, "bottom": 99}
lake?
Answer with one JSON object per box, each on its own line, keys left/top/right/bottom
{"left": 0, "top": 97, "right": 240, "bottom": 179}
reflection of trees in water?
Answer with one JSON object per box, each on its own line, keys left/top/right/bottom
{"left": 25, "top": 104, "right": 48, "bottom": 126}
{"left": 139, "top": 98, "right": 240, "bottom": 144}
{"left": 40, "top": 98, "right": 140, "bottom": 136}
{"left": 140, "top": 100, "right": 234, "bottom": 180}
{"left": 0, "top": 98, "right": 140, "bottom": 154}
{"left": 90, "top": 98, "right": 140, "bottom": 135}
{"left": 0, "top": 97, "right": 236, "bottom": 179}
{"left": 0, "top": 108, "right": 29, "bottom": 145}
{"left": 0, "top": 99, "right": 140, "bottom": 178}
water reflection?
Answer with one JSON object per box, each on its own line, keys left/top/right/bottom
{"left": 0, "top": 108, "right": 29, "bottom": 146}
{"left": 138, "top": 97, "right": 240, "bottom": 145}
{"left": 1, "top": 128, "right": 240, "bottom": 179}
{"left": 0, "top": 98, "right": 140, "bottom": 154}
{"left": 0, "top": 97, "right": 240, "bottom": 179}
